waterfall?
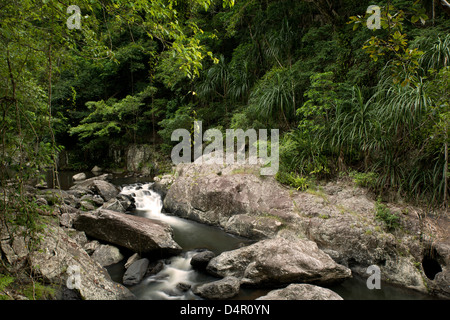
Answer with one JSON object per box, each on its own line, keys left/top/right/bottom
{"left": 116, "top": 182, "right": 248, "bottom": 300}
{"left": 118, "top": 183, "right": 214, "bottom": 300}
{"left": 120, "top": 183, "right": 163, "bottom": 217}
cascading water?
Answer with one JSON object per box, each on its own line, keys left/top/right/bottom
{"left": 120, "top": 183, "right": 163, "bottom": 216}
{"left": 115, "top": 183, "right": 250, "bottom": 300}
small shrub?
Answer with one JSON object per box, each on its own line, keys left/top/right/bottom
{"left": 0, "top": 274, "right": 15, "bottom": 300}
{"left": 23, "top": 282, "right": 55, "bottom": 300}
{"left": 275, "top": 171, "right": 310, "bottom": 191}
{"left": 349, "top": 170, "right": 378, "bottom": 189}
{"left": 374, "top": 199, "right": 400, "bottom": 231}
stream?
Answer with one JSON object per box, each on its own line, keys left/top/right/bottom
{"left": 53, "top": 171, "right": 436, "bottom": 300}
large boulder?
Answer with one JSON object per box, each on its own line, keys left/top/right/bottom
{"left": 27, "top": 225, "right": 134, "bottom": 300}
{"left": 87, "top": 180, "right": 119, "bottom": 202}
{"left": 73, "top": 209, "right": 182, "bottom": 256}
{"left": 164, "top": 160, "right": 291, "bottom": 239}
{"left": 206, "top": 237, "right": 352, "bottom": 287}
{"left": 70, "top": 174, "right": 118, "bottom": 201}
{"left": 256, "top": 283, "right": 343, "bottom": 300}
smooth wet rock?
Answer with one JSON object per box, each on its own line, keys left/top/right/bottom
{"left": 176, "top": 282, "right": 192, "bottom": 292}
{"left": 206, "top": 237, "right": 352, "bottom": 286}
{"left": 193, "top": 276, "right": 241, "bottom": 299}
{"left": 73, "top": 209, "right": 182, "bottom": 255}
{"left": 256, "top": 283, "right": 343, "bottom": 300}
{"left": 190, "top": 250, "right": 216, "bottom": 271}
{"left": 145, "top": 260, "right": 165, "bottom": 277}
{"left": 152, "top": 175, "right": 174, "bottom": 199}
{"left": 123, "top": 258, "right": 149, "bottom": 285}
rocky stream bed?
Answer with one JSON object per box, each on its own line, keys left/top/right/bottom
{"left": 1, "top": 157, "right": 448, "bottom": 300}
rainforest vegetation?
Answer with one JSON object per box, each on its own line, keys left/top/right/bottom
{"left": 1, "top": 0, "right": 449, "bottom": 216}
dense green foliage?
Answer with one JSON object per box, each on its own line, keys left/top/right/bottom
{"left": 1, "top": 0, "right": 449, "bottom": 210}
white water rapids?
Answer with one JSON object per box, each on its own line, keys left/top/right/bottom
{"left": 117, "top": 182, "right": 246, "bottom": 300}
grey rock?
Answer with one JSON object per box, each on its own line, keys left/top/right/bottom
{"left": 190, "top": 250, "right": 216, "bottom": 271}
{"left": 126, "top": 144, "right": 155, "bottom": 175}
{"left": 73, "top": 173, "right": 87, "bottom": 181}
{"left": 60, "top": 212, "right": 75, "bottom": 228}
{"left": 256, "top": 283, "right": 343, "bottom": 300}
{"left": 123, "top": 258, "right": 150, "bottom": 285}
{"left": 73, "top": 209, "right": 182, "bottom": 255}
{"left": 207, "top": 237, "right": 352, "bottom": 286}
{"left": 68, "top": 229, "right": 88, "bottom": 247}
{"left": 176, "top": 282, "right": 191, "bottom": 292}
{"left": 0, "top": 225, "right": 29, "bottom": 270}
{"left": 83, "top": 240, "right": 101, "bottom": 255}
{"left": 193, "top": 276, "right": 241, "bottom": 299}
{"left": 71, "top": 178, "right": 119, "bottom": 202}
{"left": 80, "top": 200, "right": 96, "bottom": 211}
{"left": 125, "top": 253, "right": 141, "bottom": 269}
{"left": 145, "top": 260, "right": 165, "bottom": 276}
{"left": 27, "top": 225, "right": 134, "bottom": 300}
{"left": 89, "top": 180, "right": 119, "bottom": 201}
{"left": 101, "top": 198, "right": 126, "bottom": 213}
{"left": 39, "top": 189, "right": 78, "bottom": 207}
{"left": 91, "top": 244, "right": 124, "bottom": 267}
{"left": 91, "top": 166, "right": 102, "bottom": 173}
{"left": 35, "top": 198, "right": 48, "bottom": 206}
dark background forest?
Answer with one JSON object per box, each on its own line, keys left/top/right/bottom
{"left": 1, "top": 0, "right": 449, "bottom": 209}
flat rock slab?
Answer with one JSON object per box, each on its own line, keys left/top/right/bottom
{"left": 206, "top": 237, "right": 351, "bottom": 287}
{"left": 74, "top": 209, "right": 182, "bottom": 256}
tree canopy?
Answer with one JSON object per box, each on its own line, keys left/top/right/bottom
{"left": 1, "top": 0, "right": 449, "bottom": 210}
